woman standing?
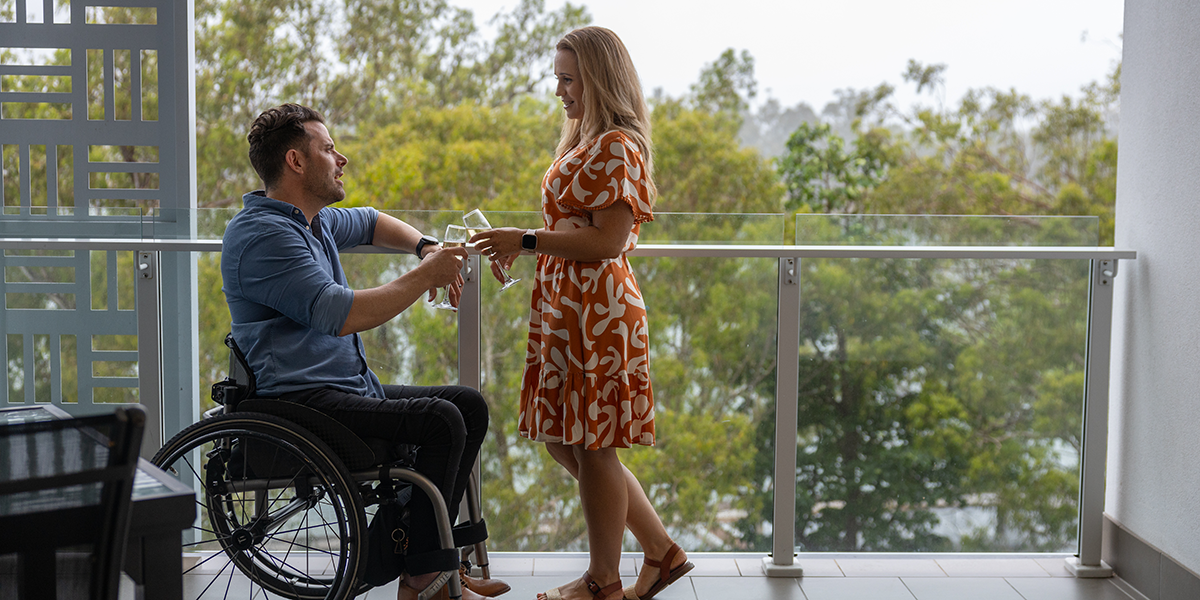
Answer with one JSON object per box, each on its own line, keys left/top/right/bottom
{"left": 471, "top": 26, "right": 692, "bottom": 600}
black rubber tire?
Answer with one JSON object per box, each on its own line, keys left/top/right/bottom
{"left": 152, "top": 413, "right": 367, "bottom": 600}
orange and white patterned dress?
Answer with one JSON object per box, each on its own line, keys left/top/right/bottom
{"left": 519, "top": 130, "right": 656, "bottom": 450}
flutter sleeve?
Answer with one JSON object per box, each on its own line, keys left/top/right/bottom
{"left": 553, "top": 130, "right": 654, "bottom": 223}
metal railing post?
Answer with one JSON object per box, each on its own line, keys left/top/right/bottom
{"left": 459, "top": 254, "right": 482, "bottom": 391}
{"left": 457, "top": 254, "right": 491, "bottom": 576}
{"left": 764, "top": 257, "right": 804, "bottom": 576}
{"left": 1066, "top": 258, "right": 1117, "bottom": 577}
{"left": 136, "top": 250, "right": 163, "bottom": 458}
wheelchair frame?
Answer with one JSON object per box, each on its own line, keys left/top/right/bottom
{"left": 151, "top": 334, "right": 490, "bottom": 600}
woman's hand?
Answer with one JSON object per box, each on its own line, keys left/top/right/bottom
{"left": 470, "top": 227, "right": 524, "bottom": 284}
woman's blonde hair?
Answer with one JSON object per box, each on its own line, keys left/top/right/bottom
{"left": 555, "top": 26, "right": 657, "bottom": 202}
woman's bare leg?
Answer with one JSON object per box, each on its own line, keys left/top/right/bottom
{"left": 538, "top": 445, "right": 625, "bottom": 600}
{"left": 541, "top": 443, "right": 687, "bottom": 598}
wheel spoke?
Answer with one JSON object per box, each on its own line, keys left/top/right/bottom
{"left": 155, "top": 415, "right": 363, "bottom": 600}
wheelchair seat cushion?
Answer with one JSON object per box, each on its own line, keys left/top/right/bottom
{"left": 238, "top": 399, "right": 381, "bottom": 471}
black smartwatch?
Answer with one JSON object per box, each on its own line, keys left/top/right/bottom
{"left": 415, "top": 234, "right": 439, "bottom": 258}
{"left": 521, "top": 230, "right": 538, "bottom": 251}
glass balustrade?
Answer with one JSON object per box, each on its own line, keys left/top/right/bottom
{"left": 2, "top": 211, "right": 1119, "bottom": 557}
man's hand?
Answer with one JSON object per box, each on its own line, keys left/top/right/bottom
{"left": 420, "top": 246, "right": 467, "bottom": 307}
{"left": 338, "top": 246, "right": 468, "bottom": 336}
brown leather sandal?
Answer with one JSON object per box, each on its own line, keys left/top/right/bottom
{"left": 542, "top": 571, "right": 623, "bottom": 600}
{"left": 623, "top": 543, "right": 694, "bottom": 600}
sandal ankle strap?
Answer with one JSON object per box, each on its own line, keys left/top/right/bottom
{"left": 643, "top": 542, "right": 683, "bottom": 584}
{"left": 582, "top": 571, "right": 622, "bottom": 598}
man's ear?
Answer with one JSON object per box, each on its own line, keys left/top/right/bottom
{"left": 284, "top": 147, "right": 305, "bottom": 175}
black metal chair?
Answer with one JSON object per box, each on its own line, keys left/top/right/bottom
{"left": 0, "top": 405, "right": 146, "bottom": 599}
{"left": 151, "top": 335, "right": 490, "bottom": 600}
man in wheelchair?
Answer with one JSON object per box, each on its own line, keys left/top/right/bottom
{"left": 220, "top": 103, "right": 507, "bottom": 600}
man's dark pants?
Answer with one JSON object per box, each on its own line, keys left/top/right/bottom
{"left": 280, "top": 384, "right": 488, "bottom": 575}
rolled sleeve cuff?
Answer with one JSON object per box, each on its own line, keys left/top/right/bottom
{"left": 311, "top": 282, "right": 355, "bottom": 336}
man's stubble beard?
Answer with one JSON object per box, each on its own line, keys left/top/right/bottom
{"left": 303, "top": 171, "right": 344, "bottom": 207}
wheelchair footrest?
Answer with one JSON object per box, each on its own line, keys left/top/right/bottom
{"left": 452, "top": 519, "right": 488, "bottom": 548}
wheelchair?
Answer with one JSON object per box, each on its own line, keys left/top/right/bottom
{"left": 151, "top": 334, "right": 491, "bottom": 600}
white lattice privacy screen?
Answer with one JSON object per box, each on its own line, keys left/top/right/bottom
{"left": 0, "top": 0, "right": 196, "bottom": 427}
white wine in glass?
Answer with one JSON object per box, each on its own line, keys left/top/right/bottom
{"left": 433, "top": 224, "right": 467, "bottom": 311}
{"left": 463, "top": 209, "right": 520, "bottom": 291}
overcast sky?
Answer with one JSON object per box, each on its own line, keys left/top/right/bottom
{"left": 458, "top": 0, "right": 1125, "bottom": 111}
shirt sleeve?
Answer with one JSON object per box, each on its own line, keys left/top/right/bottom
{"left": 324, "top": 206, "right": 379, "bottom": 250}
{"left": 233, "top": 226, "right": 354, "bottom": 337}
{"left": 553, "top": 131, "right": 654, "bottom": 223}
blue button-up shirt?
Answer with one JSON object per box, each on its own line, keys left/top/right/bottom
{"left": 222, "top": 191, "right": 387, "bottom": 398}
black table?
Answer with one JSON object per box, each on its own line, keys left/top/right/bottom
{"left": 0, "top": 405, "right": 195, "bottom": 600}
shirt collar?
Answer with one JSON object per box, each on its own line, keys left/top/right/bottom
{"left": 243, "top": 190, "right": 314, "bottom": 229}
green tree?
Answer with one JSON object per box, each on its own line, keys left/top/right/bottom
{"left": 690, "top": 48, "right": 756, "bottom": 123}
{"left": 193, "top": 0, "right": 588, "bottom": 208}
{"left": 775, "top": 60, "right": 1117, "bottom": 552}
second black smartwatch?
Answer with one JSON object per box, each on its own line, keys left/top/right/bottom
{"left": 415, "top": 234, "right": 439, "bottom": 258}
{"left": 521, "top": 230, "right": 538, "bottom": 251}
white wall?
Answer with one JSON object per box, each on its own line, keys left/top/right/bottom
{"left": 1108, "top": 0, "right": 1200, "bottom": 575}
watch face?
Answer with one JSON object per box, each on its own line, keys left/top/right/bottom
{"left": 522, "top": 233, "right": 537, "bottom": 250}
{"left": 417, "top": 235, "right": 438, "bottom": 256}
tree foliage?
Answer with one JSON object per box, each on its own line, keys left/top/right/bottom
{"left": 772, "top": 59, "right": 1117, "bottom": 551}
{"left": 193, "top": 0, "right": 589, "bottom": 208}
{"left": 3, "top": 4, "right": 1120, "bottom": 555}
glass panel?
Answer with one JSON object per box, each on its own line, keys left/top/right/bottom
{"left": 644, "top": 213, "right": 785, "bottom": 244}
{"left": 795, "top": 214, "right": 1100, "bottom": 246}
{"left": 480, "top": 254, "right": 779, "bottom": 552}
{"left": 342, "top": 251, "right": 458, "bottom": 388}
{"left": 196, "top": 252, "right": 229, "bottom": 415}
{"left": 793, "top": 254, "right": 1087, "bottom": 552}
{"left": 196, "top": 207, "right": 239, "bottom": 240}
{"left": 181, "top": 210, "right": 1102, "bottom": 554}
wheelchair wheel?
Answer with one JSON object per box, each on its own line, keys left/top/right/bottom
{"left": 153, "top": 413, "right": 366, "bottom": 600}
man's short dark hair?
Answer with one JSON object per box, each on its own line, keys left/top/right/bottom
{"left": 247, "top": 103, "right": 325, "bottom": 189}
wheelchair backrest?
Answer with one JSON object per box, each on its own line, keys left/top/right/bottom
{"left": 211, "top": 333, "right": 257, "bottom": 409}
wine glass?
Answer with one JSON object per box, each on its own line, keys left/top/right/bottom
{"left": 463, "top": 209, "right": 521, "bottom": 291}
{"left": 432, "top": 224, "right": 467, "bottom": 311}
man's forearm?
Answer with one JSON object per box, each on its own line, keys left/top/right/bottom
{"left": 336, "top": 246, "right": 467, "bottom": 336}
{"left": 338, "top": 270, "right": 432, "bottom": 336}
{"left": 372, "top": 211, "right": 426, "bottom": 255}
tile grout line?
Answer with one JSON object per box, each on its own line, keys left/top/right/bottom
{"left": 1003, "top": 577, "right": 1032, "bottom": 600}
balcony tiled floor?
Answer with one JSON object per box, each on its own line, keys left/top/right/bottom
{"left": 161, "top": 553, "right": 1141, "bottom": 600}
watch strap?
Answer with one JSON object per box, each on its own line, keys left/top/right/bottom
{"left": 415, "top": 234, "right": 438, "bottom": 258}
